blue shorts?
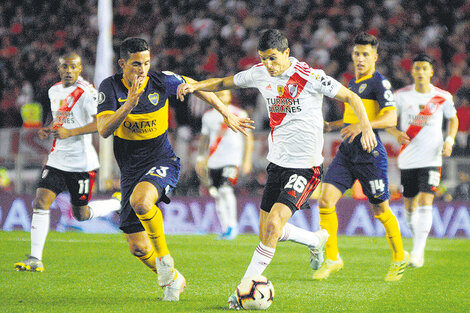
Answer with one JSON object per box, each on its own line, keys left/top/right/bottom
{"left": 119, "top": 157, "right": 180, "bottom": 234}
{"left": 323, "top": 137, "right": 389, "bottom": 204}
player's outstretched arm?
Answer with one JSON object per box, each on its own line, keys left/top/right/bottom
{"left": 334, "top": 86, "right": 377, "bottom": 152}
{"left": 97, "top": 76, "right": 145, "bottom": 138}
{"left": 183, "top": 77, "right": 255, "bottom": 136}
{"left": 177, "top": 76, "right": 237, "bottom": 101}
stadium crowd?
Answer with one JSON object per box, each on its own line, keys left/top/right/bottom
{"left": 0, "top": 1, "right": 469, "bottom": 155}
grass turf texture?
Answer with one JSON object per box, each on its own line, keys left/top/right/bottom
{"left": 2, "top": 231, "right": 469, "bottom": 312}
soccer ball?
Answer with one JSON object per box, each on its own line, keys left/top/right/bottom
{"left": 236, "top": 275, "right": 274, "bottom": 310}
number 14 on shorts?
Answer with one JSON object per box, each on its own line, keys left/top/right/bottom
{"left": 369, "top": 179, "right": 385, "bottom": 194}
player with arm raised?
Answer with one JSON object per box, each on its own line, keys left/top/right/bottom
{"left": 315, "top": 32, "right": 408, "bottom": 282}
{"left": 178, "top": 29, "right": 376, "bottom": 309}
{"left": 96, "top": 37, "right": 253, "bottom": 302}
{"left": 387, "top": 54, "right": 458, "bottom": 267}
{"left": 15, "top": 52, "right": 121, "bottom": 272}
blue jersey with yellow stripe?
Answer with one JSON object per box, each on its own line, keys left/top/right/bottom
{"left": 97, "top": 70, "right": 185, "bottom": 174}
{"left": 343, "top": 71, "right": 396, "bottom": 130}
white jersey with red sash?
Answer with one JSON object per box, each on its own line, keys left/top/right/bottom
{"left": 395, "top": 84, "right": 457, "bottom": 169}
{"left": 233, "top": 57, "right": 341, "bottom": 168}
{"left": 46, "top": 76, "right": 100, "bottom": 172}
{"left": 201, "top": 104, "right": 248, "bottom": 169}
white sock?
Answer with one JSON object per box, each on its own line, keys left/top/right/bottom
{"left": 412, "top": 205, "right": 433, "bottom": 258}
{"left": 243, "top": 242, "right": 275, "bottom": 279}
{"left": 220, "top": 185, "right": 237, "bottom": 230}
{"left": 405, "top": 210, "right": 414, "bottom": 234}
{"left": 88, "top": 198, "right": 121, "bottom": 219}
{"left": 278, "top": 223, "right": 320, "bottom": 247}
{"left": 30, "top": 209, "right": 50, "bottom": 260}
{"left": 215, "top": 190, "right": 229, "bottom": 233}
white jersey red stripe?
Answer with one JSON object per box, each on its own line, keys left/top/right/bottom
{"left": 233, "top": 57, "right": 341, "bottom": 168}
{"left": 201, "top": 104, "right": 248, "bottom": 168}
{"left": 46, "top": 76, "right": 100, "bottom": 172}
{"left": 395, "top": 84, "right": 457, "bottom": 169}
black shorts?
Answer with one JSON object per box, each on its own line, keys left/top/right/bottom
{"left": 209, "top": 166, "right": 239, "bottom": 188}
{"left": 37, "top": 165, "right": 97, "bottom": 206}
{"left": 260, "top": 163, "right": 322, "bottom": 214}
{"left": 401, "top": 167, "right": 441, "bottom": 198}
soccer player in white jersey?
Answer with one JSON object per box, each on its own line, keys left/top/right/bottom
{"left": 387, "top": 54, "right": 458, "bottom": 267}
{"left": 14, "top": 53, "right": 121, "bottom": 272}
{"left": 196, "top": 90, "right": 254, "bottom": 240}
{"left": 177, "top": 29, "right": 377, "bottom": 309}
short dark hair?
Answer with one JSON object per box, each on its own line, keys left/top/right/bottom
{"left": 57, "top": 52, "right": 81, "bottom": 65}
{"left": 258, "top": 29, "right": 289, "bottom": 52}
{"left": 354, "top": 32, "right": 379, "bottom": 50}
{"left": 413, "top": 53, "right": 434, "bottom": 66}
{"left": 119, "top": 37, "right": 149, "bottom": 60}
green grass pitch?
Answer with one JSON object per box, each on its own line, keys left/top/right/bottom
{"left": 1, "top": 231, "right": 469, "bottom": 312}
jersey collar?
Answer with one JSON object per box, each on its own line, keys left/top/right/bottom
{"left": 355, "top": 73, "right": 374, "bottom": 84}
{"left": 121, "top": 76, "right": 150, "bottom": 93}
{"left": 282, "top": 57, "right": 299, "bottom": 77}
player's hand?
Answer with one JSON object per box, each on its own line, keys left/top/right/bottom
{"left": 442, "top": 141, "right": 453, "bottom": 157}
{"left": 360, "top": 126, "right": 377, "bottom": 153}
{"left": 51, "top": 127, "right": 72, "bottom": 139}
{"left": 223, "top": 111, "right": 255, "bottom": 136}
{"left": 177, "top": 83, "right": 196, "bottom": 101}
{"left": 340, "top": 123, "right": 361, "bottom": 143}
{"left": 38, "top": 127, "right": 51, "bottom": 139}
{"left": 127, "top": 76, "right": 145, "bottom": 107}
{"left": 396, "top": 132, "right": 410, "bottom": 145}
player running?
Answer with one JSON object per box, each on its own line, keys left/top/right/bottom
{"left": 15, "top": 52, "right": 121, "bottom": 272}
{"left": 315, "top": 32, "right": 409, "bottom": 282}
{"left": 196, "top": 90, "right": 254, "bottom": 240}
{"left": 387, "top": 53, "right": 458, "bottom": 267}
{"left": 177, "top": 29, "right": 376, "bottom": 309}
{"left": 96, "top": 37, "right": 253, "bottom": 301}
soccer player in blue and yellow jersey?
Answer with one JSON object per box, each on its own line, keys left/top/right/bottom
{"left": 315, "top": 32, "right": 409, "bottom": 281}
{"left": 96, "top": 38, "right": 253, "bottom": 301}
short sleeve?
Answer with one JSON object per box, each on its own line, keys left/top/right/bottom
{"left": 375, "top": 77, "right": 396, "bottom": 109}
{"left": 233, "top": 67, "right": 256, "bottom": 88}
{"left": 308, "top": 70, "right": 342, "bottom": 98}
{"left": 97, "top": 77, "right": 118, "bottom": 115}
{"left": 162, "top": 71, "right": 186, "bottom": 96}
{"left": 84, "top": 86, "right": 98, "bottom": 116}
{"left": 443, "top": 95, "right": 457, "bottom": 118}
{"left": 393, "top": 91, "right": 403, "bottom": 115}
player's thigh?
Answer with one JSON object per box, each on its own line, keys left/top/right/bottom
{"left": 35, "top": 166, "right": 67, "bottom": 209}
{"left": 64, "top": 170, "right": 97, "bottom": 207}
{"left": 401, "top": 168, "right": 420, "bottom": 199}
{"left": 139, "top": 158, "right": 181, "bottom": 205}
{"left": 210, "top": 166, "right": 239, "bottom": 188}
{"left": 265, "top": 163, "right": 322, "bottom": 215}
{"left": 417, "top": 167, "right": 441, "bottom": 196}
{"left": 355, "top": 159, "right": 390, "bottom": 204}
{"left": 322, "top": 152, "right": 355, "bottom": 197}
{"left": 125, "top": 231, "right": 153, "bottom": 256}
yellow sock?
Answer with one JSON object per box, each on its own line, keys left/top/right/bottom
{"left": 136, "top": 205, "right": 170, "bottom": 257}
{"left": 137, "top": 249, "right": 157, "bottom": 274}
{"left": 375, "top": 209, "right": 405, "bottom": 261}
{"left": 319, "top": 206, "right": 339, "bottom": 261}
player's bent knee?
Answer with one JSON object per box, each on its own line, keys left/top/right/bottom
{"left": 71, "top": 206, "right": 90, "bottom": 221}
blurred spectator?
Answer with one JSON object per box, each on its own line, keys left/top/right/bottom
{"left": 453, "top": 170, "right": 470, "bottom": 201}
